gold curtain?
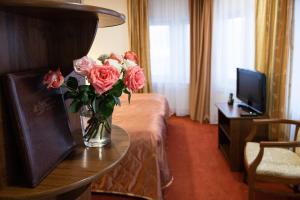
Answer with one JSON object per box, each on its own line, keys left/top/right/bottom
{"left": 189, "top": 0, "right": 213, "bottom": 122}
{"left": 255, "top": 0, "right": 294, "bottom": 139}
{"left": 127, "top": 0, "right": 152, "bottom": 93}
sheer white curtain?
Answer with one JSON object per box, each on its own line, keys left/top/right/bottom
{"left": 149, "top": 0, "right": 190, "bottom": 116}
{"left": 289, "top": 0, "right": 300, "bottom": 140}
{"left": 210, "top": 0, "right": 255, "bottom": 124}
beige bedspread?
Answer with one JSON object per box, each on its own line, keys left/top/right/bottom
{"left": 91, "top": 93, "right": 172, "bottom": 200}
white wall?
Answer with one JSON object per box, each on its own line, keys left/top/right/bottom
{"left": 82, "top": 0, "right": 129, "bottom": 59}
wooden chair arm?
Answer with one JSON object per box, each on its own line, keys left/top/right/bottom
{"left": 246, "top": 118, "right": 300, "bottom": 142}
{"left": 253, "top": 118, "right": 300, "bottom": 126}
{"left": 248, "top": 146, "right": 264, "bottom": 182}
{"left": 245, "top": 125, "right": 257, "bottom": 142}
{"left": 260, "top": 141, "right": 300, "bottom": 148}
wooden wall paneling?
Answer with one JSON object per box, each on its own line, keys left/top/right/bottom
{"left": 0, "top": 9, "right": 98, "bottom": 76}
{"left": 0, "top": 9, "right": 49, "bottom": 74}
{"left": 0, "top": 1, "right": 125, "bottom": 190}
{"left": 0, "top": 12, "right": 10, "bottom": 74}
{"left": 0, "top": 8, "right": 98, "bottom": 187}
{"left": 0, "top": 81, "right": 6, "bottom": 187}
{"left": 46, "top": 16, "right": 98, "bottom": 75}
{"left": 0, "top": 11, "right": 9, "bottom": 187}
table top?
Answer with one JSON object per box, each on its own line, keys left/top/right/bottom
{"left": 0, "top": 125, "right": 130, "bottom": 200}
{"left": 216, "top": 103, "right": 268, "bottom": 119}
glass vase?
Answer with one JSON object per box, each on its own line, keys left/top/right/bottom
{"left": 80, "top": 109, "right": 112, "bottom": 148}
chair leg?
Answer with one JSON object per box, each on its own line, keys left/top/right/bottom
{"left": 248, "top": 177, "right": 255, "bottom": 200}
{"left": 243, "top": 171, "right": 248, "bottom": 184}
{"left": 248, "top": 187, "right": 255, "bottom": 200}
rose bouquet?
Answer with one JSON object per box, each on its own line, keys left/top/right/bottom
{"left": 43, "top": 51, "right": 145, "bottom": 147}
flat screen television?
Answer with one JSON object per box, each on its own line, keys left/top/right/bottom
{"left": 236, "top": 68, "right": 266, "bottom": 115}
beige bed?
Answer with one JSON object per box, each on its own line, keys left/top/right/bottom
{"left": 90, "top": 93, "right": 172, "bottom": 200}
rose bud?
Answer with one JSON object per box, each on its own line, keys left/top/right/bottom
{"left": 109, "top": 53, "right": 123, "bottom": 64}
{"left": 73, "top": 56, "right": 96, "bottom": 76}
{"left": 43, "top": 68, "right": 64, "bottom": 89}
{"left": 124, "top": 51, "right": 139, "bottom": 64}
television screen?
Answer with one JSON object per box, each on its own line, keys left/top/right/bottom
{"left": 236, "top": 68, "right": 266, "bottom": 114}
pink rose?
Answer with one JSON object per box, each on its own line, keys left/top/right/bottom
{"left": 43, "top": 68, "right": 64, "bottom": 89}
{"left": 124, "top": 66, "right": 145, "bottom": 92}
{"left": 88, "top": 64, "right": 120, "bottom": 94}
{"left": 73, "top": 56, "right": 96, "bottom": 76}
{"left": 124, "top": 51, "right": 139, "bottom": 64}
{"left": 109, "top": 53, "right": 123, "bottom": 64}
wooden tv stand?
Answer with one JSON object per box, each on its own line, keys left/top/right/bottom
{"left": 216, "top": 103, "right": 268, "bottom": 171}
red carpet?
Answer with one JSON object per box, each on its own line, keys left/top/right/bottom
{"left": 163, "top": 116, "right": 248, "bottom": 200}
{"left": 92, "top": 116, "right": 298, "bottom": 200}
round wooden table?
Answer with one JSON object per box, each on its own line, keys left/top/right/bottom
{"left": 0, "top": 125, "right": 130, "bottom": 200}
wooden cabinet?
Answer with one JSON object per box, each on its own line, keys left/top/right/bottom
{"left": 0, "top": 1, "right": 127, "bottom": 199}
{"left": 216, "top": 103, "right": 268, "bottom": 171}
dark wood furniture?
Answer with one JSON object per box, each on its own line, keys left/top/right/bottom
{"left": 245, "top": 119, "right": 300, "bottom": 200}
{"left": 0, "top": 125, "right": 130, "bottom": 200}
{"left": 216, "top": 103, "right": 268, "bottom": 171}
{"left": 0, "top": 1, "right": 127, "bottom": 199}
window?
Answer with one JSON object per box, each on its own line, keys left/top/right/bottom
{"left": 149, "top": 0, "right": 190, "bottom": 116}
{"left": 210, "top": 0, "right": 255, "bottom": 123}
{"left": 288, "top": 0, "right": 300, "bottom": 140}
{"left": 149, "top": 25, "right": 171, "bottom": 81}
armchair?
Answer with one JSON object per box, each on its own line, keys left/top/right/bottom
{"left": 244, "top": 119, "right": 300, "bottom": 200}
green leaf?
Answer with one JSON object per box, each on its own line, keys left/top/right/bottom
{"left": 101, "top": 104, "right": 114, "bottom": 118}
{"left": 111, "top": 90, "right": 122, "bottom": 97}
{"left": 69, "top": 99, "right": 82, "bottom": 113}
{"left": 123, "top": 89, "right": 131, "bottom": 104}
{"left": 98, "top": 96, "right": 115, "bottom": 118}
{"left": 89, "top": 85, "right": 95, "bottom": 91}
{"left": 79, "top": 85, "right": 90, "bottom": 92}
{"left": 110, "top": 80, "right": 124, "bottom": 97}
{"left": 64, "top": 91, "right": 78, "bottom": 100}
{"left": 92, "top": 98, "right": 99, "bottom": 113}
{"left": 80, "top": 92, "right": 89, "bottom": 105}
{"left": 98, "top": 54, "right": 109, "bottom": 63}
{"left": 66, "top": 77, "right": 78, "bottom": 90}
